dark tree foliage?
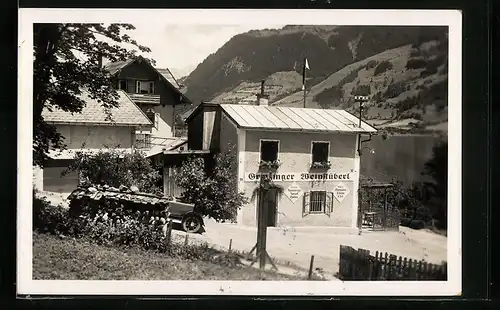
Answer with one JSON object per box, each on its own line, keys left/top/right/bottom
{"left": 406, "top": 58, "right": 428, "bottom": 70}
{"left": 374, "top": 60, "right": 393, "bottom": 76}
{"left": 351, "top": 84, "right": 371, "bottom": 96}
{"left": 384, "top": 81, "right": 408, "bottom": 99}
{"left": 65, "top": 148, "right": 162, "bottom": 194}
{"left": 422, "top": 138, "right": 448, "bottom": 229}
{"left": 33, "top": 23, "right": 152, "bottom": 167}
{"left": 174, "top": 146, "right": 248, "bottom": 222}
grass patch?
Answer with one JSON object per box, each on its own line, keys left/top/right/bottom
{"left": 33, "top": 232, "right": 301, "bottom": 281}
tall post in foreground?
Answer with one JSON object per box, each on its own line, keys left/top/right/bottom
{"left": 248, "top": 176, "right": 278, "bottom": 271}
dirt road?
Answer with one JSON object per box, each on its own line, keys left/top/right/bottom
{"left": 176, "top": 218, "right": 448, "bottom": 277}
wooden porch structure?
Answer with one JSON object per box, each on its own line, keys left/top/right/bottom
{"left": 359, "top": 182, "right": 400, "bottom": 231}
{"left": 162, "top": 150, "right": 212, "bottom": 198}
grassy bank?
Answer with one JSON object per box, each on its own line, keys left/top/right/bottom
{"left": 32, "top": 232, "right": 300, "bottom": 281}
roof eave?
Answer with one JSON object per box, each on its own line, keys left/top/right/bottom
{"left": 241, "top": 127, "right": 377, "bottom": 134}
{"left": 45, "top": 120, "right": 152, "bottom": 127}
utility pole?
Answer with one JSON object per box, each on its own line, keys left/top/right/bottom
{"left": 353, "top": 95, "right": 369, "bottom": 235}
{"left": 354, "top": 95, "right": 370, "bottom": 156}
{"left": 354, "top": 95, "right": 369, "bottom": 128}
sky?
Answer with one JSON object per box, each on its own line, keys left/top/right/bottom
{"left": 124, "top": 24, "right": 285, "bottom": 78}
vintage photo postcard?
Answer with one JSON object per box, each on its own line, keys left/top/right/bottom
{"left": 18, "top": 8, "right": 462, "bottom": 296}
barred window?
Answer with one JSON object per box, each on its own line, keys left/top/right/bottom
{"left": 303, "top": 191, "right": 334, "bottom": 217}
{"left": 310, "top": 191, "right": 327, "bottom": 213}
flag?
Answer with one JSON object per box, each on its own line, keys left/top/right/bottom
{"left": 302, "top": 57, "right": 310, "bottom": 91}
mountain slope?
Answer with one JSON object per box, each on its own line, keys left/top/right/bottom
{"left": 274, "top": 39, "right": 448, "bottom": 127}
{"left": 178, "top": 25, "right": 448, "bottom": 132}
{"left": 184, "top": 25, "right": 447, "bottom": 104}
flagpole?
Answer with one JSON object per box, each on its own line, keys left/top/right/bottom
{"left": 303, "top": 57, "right": 307, "bottom": 108}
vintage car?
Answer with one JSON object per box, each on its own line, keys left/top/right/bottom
{"left": 66, "top": 185, "right": 205, "bottom": 234}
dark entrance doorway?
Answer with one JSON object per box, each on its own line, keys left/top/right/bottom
{"left": 258, "top": 188, "right": 278, "bottom": 227}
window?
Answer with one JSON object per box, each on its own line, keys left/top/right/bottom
{"left": 135, "top": 133, "right": 152, "bottom": 149}
{"left": 260, "top": 140, "right": 279, "bottom": 162}
{"left": 136, "top": 81, "right": 155, "bottom": 94}
{"left": 310, "top": 191, "right": 327, "bottom": 213}
{"left": 145, "top": 109, "right": 159, "bottom": 129}
{"left": 303, "top": 191, "right": 334, "bottom": 217}
{"left": 118, "top": 80, "right": 127, "bottom": 91}
{"left": 311, "top": 141, "right": 329, "bottom": 163}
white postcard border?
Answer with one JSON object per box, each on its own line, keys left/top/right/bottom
{"left": 18, "top": 8, "right": 462, "bottom": 296}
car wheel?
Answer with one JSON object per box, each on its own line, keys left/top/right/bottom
{"left": 182, "top": 215, "right": 202, "bottom": 234}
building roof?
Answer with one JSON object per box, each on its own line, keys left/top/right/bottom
{"left": 143, "top": 137, "right": 187, "bottom": 157}
{"left": 156, "top": 68, "right": 181, "bottom": 89}
{"left": 103, "top": 59, "right": 135, "bottom": 76}
{"left": 185, "top": 102, "right": 377, "bottom": 134}
{"left": 221, "top": 104, "right": 377, "bottom": 133}
{"left": 42, "top": 89, "right": 153, "bottom": 127}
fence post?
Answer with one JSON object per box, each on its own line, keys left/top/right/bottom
{"left": 165, "top": 219, "right": 173, "bottom": 253}
{"left": 417, "top": 261, "right": 423, "bottom": 280}
{"left": 403, "top": 257, "right": 408, "bottom": 278}
{"left": 383, "top": 252, "right": 388, "bottom": 280}
{"left": 184, "top": 233, "right": 189, "bottom": 246}
{"left": 308, "top": 255, "right": 315, "bottom": 280}
{"left": 229, "top": 239, "right": 233, "bottom": 252}
{"left": 397, "top": 256, "right": 403, "bottom": 279}
{"left": 422, "top": 261, "right": 428, "bottom": 280}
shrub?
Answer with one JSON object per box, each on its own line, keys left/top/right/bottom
{"left": 374, "top": 60, "right": 393, "bottom": 75}
{"left": 65, "top": 148, "right": 161, "bottom": 194}
{"left": 400, "top": 217, "right": 412, "bottom": 227}
{"left": 408, "top": 219, "right": 426, "bottom": 230}
{"left": 174, "top": 145, "right": 249, "bottom": 222}
{"left": 33, "top": 193, "right": 72, "bottom": 235}
{"left": 35, "top": 198, "right": 229, "bottom": 265}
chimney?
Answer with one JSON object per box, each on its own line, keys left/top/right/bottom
{"left": 256, "top": 79, "right": 269, "bottom": 106}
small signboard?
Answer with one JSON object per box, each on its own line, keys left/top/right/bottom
{"left": 333, "top": 183, "right": 350, "bottom": 202}
{"left": 244, "top": 172, "right": 352, "bottom": 182}
{"left": 284, "top": 182, "right": 304, "bottom": 204}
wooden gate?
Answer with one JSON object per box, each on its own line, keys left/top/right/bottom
{"left": 360, "top": 183, "right": 400, "bottom": 231}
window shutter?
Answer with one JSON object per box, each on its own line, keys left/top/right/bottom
{"left": 325, "top": 192, "right": 334, "bottom": 216}
{"left": 136, "top": 81, "right": 140, "bottom": 93}
{"left": 302, "top": 192, "right": 311, "bottom": 217}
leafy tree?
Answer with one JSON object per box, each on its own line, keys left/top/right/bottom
{"left": 174, "top": 146, "right": 248, "bottom": 222}
{"left": 64, "top": 148, "right": 162, "bottom": 194}
{"left": 33, "top": 23, "right": 152, "bottom": 167}
{"left": 422, "top": 137, "right": 448, "bottom": 229}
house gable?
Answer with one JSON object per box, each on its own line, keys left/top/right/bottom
{"left": 105, "top": 56, "right": 191, "bottom": 105}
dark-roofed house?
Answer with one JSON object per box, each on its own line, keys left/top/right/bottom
{"left": 184, "top": 93, "right": 377, "bottom": 231}
{"left": 35, "top": 90, "right": 153, "bottom": 193}
{"left": 103, "top": 56, "right": 192, "bottom": 157}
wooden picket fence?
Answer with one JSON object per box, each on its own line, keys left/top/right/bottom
{"left": 338, "top": 245, "right": 447, "bottom": 281}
